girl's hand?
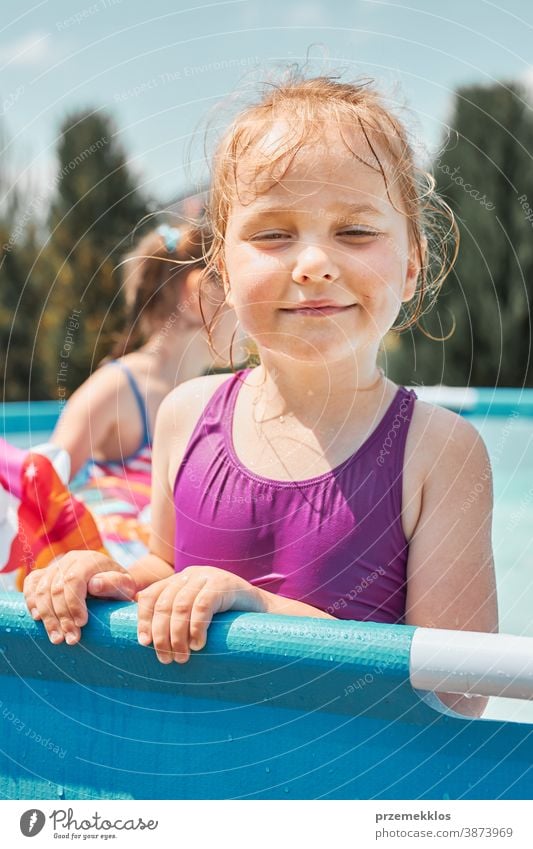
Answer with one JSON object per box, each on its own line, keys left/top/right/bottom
{"left": 136, "top": 566, "right": 264, "bottom": 664}
{"left": 23, "top": 550, "right": 137, "bottom": 645}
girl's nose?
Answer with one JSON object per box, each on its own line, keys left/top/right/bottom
{"left": 291, "top": 244, "right": 340, "bottom": 285}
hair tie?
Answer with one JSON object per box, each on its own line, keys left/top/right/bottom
{"left": 157, "top": 224, "right": 181, "bottom": 252}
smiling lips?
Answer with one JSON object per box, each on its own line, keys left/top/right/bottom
{"left": 281, "top": 300, "right": 357, "bottom": 316}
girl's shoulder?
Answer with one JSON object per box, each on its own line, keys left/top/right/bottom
{"left": 406, "top": 397, "right": 490, "bottom": 495}
{"left": 155, "top": 372, "right": 235, "bottom": 486}
{"left": 409, "top": 398, "right": 487, "bottom": 458}
{"left": 165, "top": 370, "right": 235, "bottom": 405}
{"left": 400, "top": 397, "right": 491, "bottom": 541}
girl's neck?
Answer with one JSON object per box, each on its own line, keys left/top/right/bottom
{"left": 250, "top": 349, "right": 386, "bottom": 424}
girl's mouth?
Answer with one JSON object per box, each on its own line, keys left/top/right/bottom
{"left": 281, "top": 304, "right": 357, "bottom": 317}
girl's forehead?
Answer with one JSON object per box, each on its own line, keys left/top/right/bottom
{"left": 232, "top": 145, "right": 397, "bottom": 216}
{"left": 231, "top": 121, "right": 399, "bottom": 211}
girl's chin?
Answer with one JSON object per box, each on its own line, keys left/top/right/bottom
{"left": 242, "top": 324, "right": 377, "bottom": 361}
{"left": 258, "top": 341, "right": 368, "bottom": 364}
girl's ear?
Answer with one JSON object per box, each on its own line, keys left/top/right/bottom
{"left": 401, "top": 235, "right": 427, "bottom": 303}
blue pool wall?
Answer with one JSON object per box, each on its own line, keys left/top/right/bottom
{"left": 3, "top": 388, "right": 533, "bottom": 440}
{"left": 0, "top": 594, "right": 532, "bottom": 800}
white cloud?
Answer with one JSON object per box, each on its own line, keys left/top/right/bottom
{"left": 283, "top": 1, "right": 329, "bottom": 28}
{"left": 238, "top": 0, "right": 329, "bottom": 28}
{"left": 0, "top": 32, "right": 51, "bottom": 67}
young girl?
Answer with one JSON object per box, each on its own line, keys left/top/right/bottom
{"left": 50, "top": 221, "right": 225, "bottom": 480}
{"left": 24, "top": 75, "right": 498, "bottom": 716}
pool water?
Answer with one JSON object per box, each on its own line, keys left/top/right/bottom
{"left": 8, "top": 431, "right": 52, "bottom": 448}
{"left": 464, "top": 414, "right": 533, "bottom": 721}
{"left": 469, "top": 414, "right": 533, "bottom": 638}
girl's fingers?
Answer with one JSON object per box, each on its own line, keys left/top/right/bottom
{"left": 62, "top": 554, "right": 119, "bottom": 628}
{"left": 23, "top": 554, "right": 130, "bottom": 647}
{"left": 50, "top": 568, "right": 81, "bottom": 645}
{"left": 59, "top": 567, "right": 93, "bottom": 634}
{"left": 23, "top": 572, "right": 43, "bottom": 620}
{"left": 136, "top": 590, "right": 155, "bottom": 647}
{"left": 150, "top": 583, "right": 180, "bottom": 664}
{"left": 87, "top": 571, "right": 137, "bottom": 600}
{"left": 137, "top": 575, "right": 195, "bottom": 664}
{"left": 169, "top": 581, "right": 206, "bottom": 662}
{"left": 137, "top": 580, "right": 177, "bottom": 662}
{"left": 34, "top": 575, "right": 64, "bottom": 644}
{"left": 189, "top": 589, "right": 219, "bottom": 652}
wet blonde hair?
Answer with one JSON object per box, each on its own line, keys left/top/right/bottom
{"left": 203, "top": 72, "right": 458, "bottom": 335}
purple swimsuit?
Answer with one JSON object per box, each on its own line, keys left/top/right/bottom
{"left": 173, "top": 368, "right": 416, "bottom": 623}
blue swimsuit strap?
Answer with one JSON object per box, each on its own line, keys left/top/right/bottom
{"left": 107, "top": 360, "right": 151, "bottom": 449}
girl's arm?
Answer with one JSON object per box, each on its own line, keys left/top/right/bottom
{"left": 122, "top": 391, "right": 180, "bottom": 592}
{"left": 404, "top": 409, "right": 498, "bottom": 717}
{"left": 79, "top": 376, "right": 193, "bottom": 599}
{"left": 50, "top": 367, "right": 118, "bottom": 478}
{"left": 126, "top": 555, "right": 174, "bottom": 591}
{"left": 256, "top": 591, "right": 335, "bottom": 619}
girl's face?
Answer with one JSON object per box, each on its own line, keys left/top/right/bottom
{"left": 222, "top": 125, "right": 420, "bottom": 365}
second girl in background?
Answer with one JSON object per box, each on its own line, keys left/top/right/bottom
{"left": 51, "top": 221, "right": 231, "bottom": 480}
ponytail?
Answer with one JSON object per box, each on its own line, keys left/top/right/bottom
{"left": 109, "top": 220, "right": 211, "bottom": 359}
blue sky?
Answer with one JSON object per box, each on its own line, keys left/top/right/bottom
{"left": 1, "top": 0, "right": 532, "bottom": 206}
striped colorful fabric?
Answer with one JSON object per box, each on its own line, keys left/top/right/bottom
{"left": 70, "top": 446, "right": 152, "bottom": 567}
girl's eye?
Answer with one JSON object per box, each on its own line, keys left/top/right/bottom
{"left": 249, "top": 232, "right": 291, "bottom": 241}
{"left": 339, "top": 228, "right": 380, "bottom": 238}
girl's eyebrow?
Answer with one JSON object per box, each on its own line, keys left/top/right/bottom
{"left": 239, "top": 201, "right": 383, "bottom": 221}
{"left": 340, "top": 202, "right": 383, "bottom": 215}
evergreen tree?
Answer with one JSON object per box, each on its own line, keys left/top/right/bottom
{"left": 388, "top": 81, "right": 533, "bottom": 387}
{"left": 40, "top": 109, "right": 151, "bottom": 394}
{"left": 0, "top": 225, "right": 50, "bottom": 400}
{"left": 0, "top": 119, "right": 48, "bottom": 400}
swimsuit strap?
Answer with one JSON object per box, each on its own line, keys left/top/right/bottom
{"left": 106, "top": 360, "right": 151, "bottom": 448}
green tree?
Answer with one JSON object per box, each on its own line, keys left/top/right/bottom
{"left": 0, "top": 118, "right": 49, "bottom": 400}
{"left": 387, "top": 81, "right": 533, "bottom": 387}
{"left": 0, "top": 225, "right": 50, "bottom": 400}
{"left": 38, "top": 109, "right": 151, "bottom": 395}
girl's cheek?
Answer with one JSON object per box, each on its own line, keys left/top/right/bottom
{"left": 353, "top": 249, "right": 404, "bottom": 302}
{"left": 231, "top": 283, "right": 275, "bottom": 334}
{"left": 237, "top": 278, "right": 275, "bottom": 314}
{"left": 226, "top": 250, "right": 281, "bottom": 297}
{"left": 231, "top": 255, "right": 286, "bottom": 304}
